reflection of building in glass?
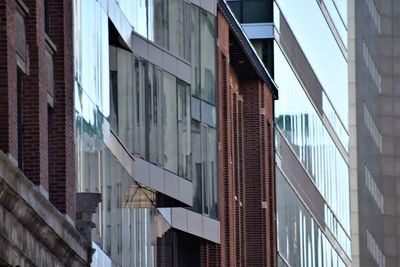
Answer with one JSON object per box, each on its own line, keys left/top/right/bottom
{"left": 228, "top": 0, "right": 351, "bottom": 266}
{"left": 73, "top": 0, "right": 219, "bottom": 265}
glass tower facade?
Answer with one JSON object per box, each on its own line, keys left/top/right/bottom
{"left": 73, "top": 0, "right": 218, "bottom": 266}
{"left": 228, "top": 0, "right": 350, "bottom": 266}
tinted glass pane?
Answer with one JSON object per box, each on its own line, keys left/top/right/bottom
{"left": 162, "top": 72, "right": 178, "bottom": 172}
{"left": 242, "top": 1, "right": 271, "bottom": 23}
{"left": 274, "top": 43, "right": 350, "bottom": 240}
{"left": 168, "top": 0, "right": 185, "bottom": 57}
{"left": 191, "top": 120, "right": 202, "bottom": 213}
{"left": 148, "top": 0, "right": 168, "bottom": 47}
{"left": 200, "top": 11, "right": 216, "bottom": 103}
{"left": 177, "top": 81, "right": 191, "bottom": 179}
{"left": 132, "top": 58, "right": 147, "bottom": 157}
{"left": 148, "top": 65, "right": 164, "bottom": 165}
{"left": 77, "top": 0, "right": 110, "bottom": 117}
{"left": 207, "top": 127, "right": 217, "bottom": 219}
{"left": 191, "top": 6, "right": 201, "bottom": 97}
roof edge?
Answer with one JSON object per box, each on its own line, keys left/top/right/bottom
{"left": 218, "top": 0, "right": 279, "bottom": 99}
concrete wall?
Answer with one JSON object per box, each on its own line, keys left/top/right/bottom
{"left": 351, "top": 0, "right": 400, "bottom": 266}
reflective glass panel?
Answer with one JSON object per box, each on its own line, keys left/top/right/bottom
{"left": 178, "top": 81, "right": 192, "bottom": 179}
{"left": 162, "top": 72, "right": 178, "bottom": 173}
{"left": 200, "top": 10, "right": 216, "bottom": 103}
{"left": 274, "top": 43, "right": 350, "bottom": 236}
{"left": 275, "top": 0, "right": 348, "bottom": 127}
{"left": 277, "top": 169, "right": 347, "bottom": 267}
{"left": 75, "top": 0, "right": 110, "bottom": 117}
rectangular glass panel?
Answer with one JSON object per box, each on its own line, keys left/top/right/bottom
{"left": 191, "top": 6, "right": 201, "bottom": 97}
{"left": 191, "top": 120, "right": 202, "bottom": 213}
{"left": 133, "top": 58, "right": 147, "bottom": 157}
{"left": 177, "top": 80, "right": 191, "bottom": 179}
{"left": 200, "top": 10, "right": 216, "bottom": 103}
{"left": 162, "top": 72, "right": 178, "bottom": 173}
{"left": 148, "top": 64, "right": 164, "bottom": 165}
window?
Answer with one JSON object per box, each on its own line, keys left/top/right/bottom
{"left": 191, "top": 6, "right": 216, "bottom": 104}
{"left": 110, "top": 46, "right": 192, "bottom": 178}
{"left": 191, "top": 120, "right": 217, "bottom": 218}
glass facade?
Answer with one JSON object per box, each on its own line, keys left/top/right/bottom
{"left": 191, "top": 7, "right": 216, "bottom": 104}
{"left": 74, "top": 0, "right": 218, "bottom": 264}
{"left": 274, "top": 42, "right": 350, "bottom": 256}
{"left": 117, "top": 0, "right": 191, "bottom": 61}
{"left": 275, "top": 0, "right": 348, "bottom": 128}
{"left": 277, "top": 169, "right": 347, "bottom": 267}
{"left": 75, "top": 114, "right": 176, "bottom": 266}
{"left": 191, "top": 120, "right": 217, "bottom": 218}
{"left": 109, "top": 46, "right": 191, "bottom": 179}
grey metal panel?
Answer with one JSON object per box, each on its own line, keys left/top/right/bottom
{"left": 277, "top": 131, "right": 325, "bottom": 228}
{"left": 162, "top": 52, "right": 178, "bottom": 77}
{"left": 190, "top": 0, "right": 200, "bottom": 6}
{"left": 203, "top": 216, "right": 220, "bottom": 243}
{"left": 171, "top": 208, "right": 188, "bottom": 232}
{"left": 148, "top": 44, "right": 163, "bottom": 67}
{"left": 200, "top": 0, "right": 216, "bottom": 15}
{"left": 179, "top": 178, "right": 193, "bottom": 206}
{"left": 242, "top": 23, "right": 274, "bottom": 39}
{"left": 278, "top": 14, "right": 323, "bottom": 115}
{"left": 188, "top": 212, "right": 203, "bottom": 237}
{"left": 133, "top": 157, "right": 150, "bottom": 186}
{"left": 164, "top": 171, "right": 180, "bottom": 201}
{"left": 149, "top": 164, "right": 165, "bottom": 193}
{"left": 132, "top": 34, "right": 149, "bottom": 59}
{"left": 171, "top": 208, "right": 220, "bottom": 243}
{"left": 177, "top": 60, "right": 192, "bottom": 84}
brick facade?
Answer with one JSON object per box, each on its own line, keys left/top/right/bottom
{"left": 0, "top": 0, "right": 18, "bottom": 161}
{"left": 204, "top": 5, "right": 277, "bottom": 267}
{"left": 0, "top": 0, "right": 88, "bottom": 265}
{"left": 0, "top": 0, "right": 75, "bottom": 218}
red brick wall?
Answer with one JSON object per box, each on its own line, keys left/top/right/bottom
{"left": 0, "top": 0, "right": 75, "bottom": 218}
{"left": 0, "top": 0, "right": 18, "bottom": 161}
{"left": 48, "top": 0, "right": 75, "bottom": 218}
{"left": 23, "top": 0, "right": 49, "bottom": 190}
{"left": 203, "top": 8, "right": 277, "bottom": 267}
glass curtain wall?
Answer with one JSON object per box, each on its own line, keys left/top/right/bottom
{"left": 275, "top": 0, "right": 348, "bottom": 127}
{"left": 276, "top": 169, "right": 347, "bottom": 267}
{"left": 189, "top": 5, "right": 217, "bottom": 219}
{"left": 117, "top": 0, "right": 191, "bottom": 61}
{"left": 109, "top": 46, "right": 191, "bottom": 179}
{"left": 75, "top": 114, "right": 177, "bottom": 267}
{"left": 191, "top": 6, "right": 216, "bottom": 104}
{"left": 274, "top": 42, "right": 350, "bottom": 256}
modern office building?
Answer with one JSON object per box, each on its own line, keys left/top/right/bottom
{"left": 228, "top": 0, "right": 351, "bottom": 266}
{"left": 73, "top": 0, "right": 220, "bottom": 266}
{"left": 0, "top": 0, "right": 91, "bottom": 266}
{"left": 349, "top": 0, "right": 400, "bottom": 266}
{"left": 203, "top": 1, "right": 278, "bottom": 267}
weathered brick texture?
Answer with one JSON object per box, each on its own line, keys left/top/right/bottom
{"left": 0, "top": 0, "right": 18, "bottom": 161}
{"left": 48, "top": 0, "right": 75, "bottom": 218}
{"left": 22, "top": 0, "right": 49, "bottom": 189}
{"left": 203, "top": 6, "right": 277, "bottom": 267}
{"left": 0, "top": 0, "right": 76, "bottom": 218}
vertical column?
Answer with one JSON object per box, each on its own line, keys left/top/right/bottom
{"left": 0, "top": 0, "right": 18, "bottom": 162}
{"left": 261, "top": 84, "right": 276, "bottom": 267}
{"left": 241, "top": 80, "right": 266, "bottom": 267}
{"left": 22, "top": 0, "right": 49, "bottom": 190}
{"left": 48, "top": 0, "right": 75, "bottom": 218}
